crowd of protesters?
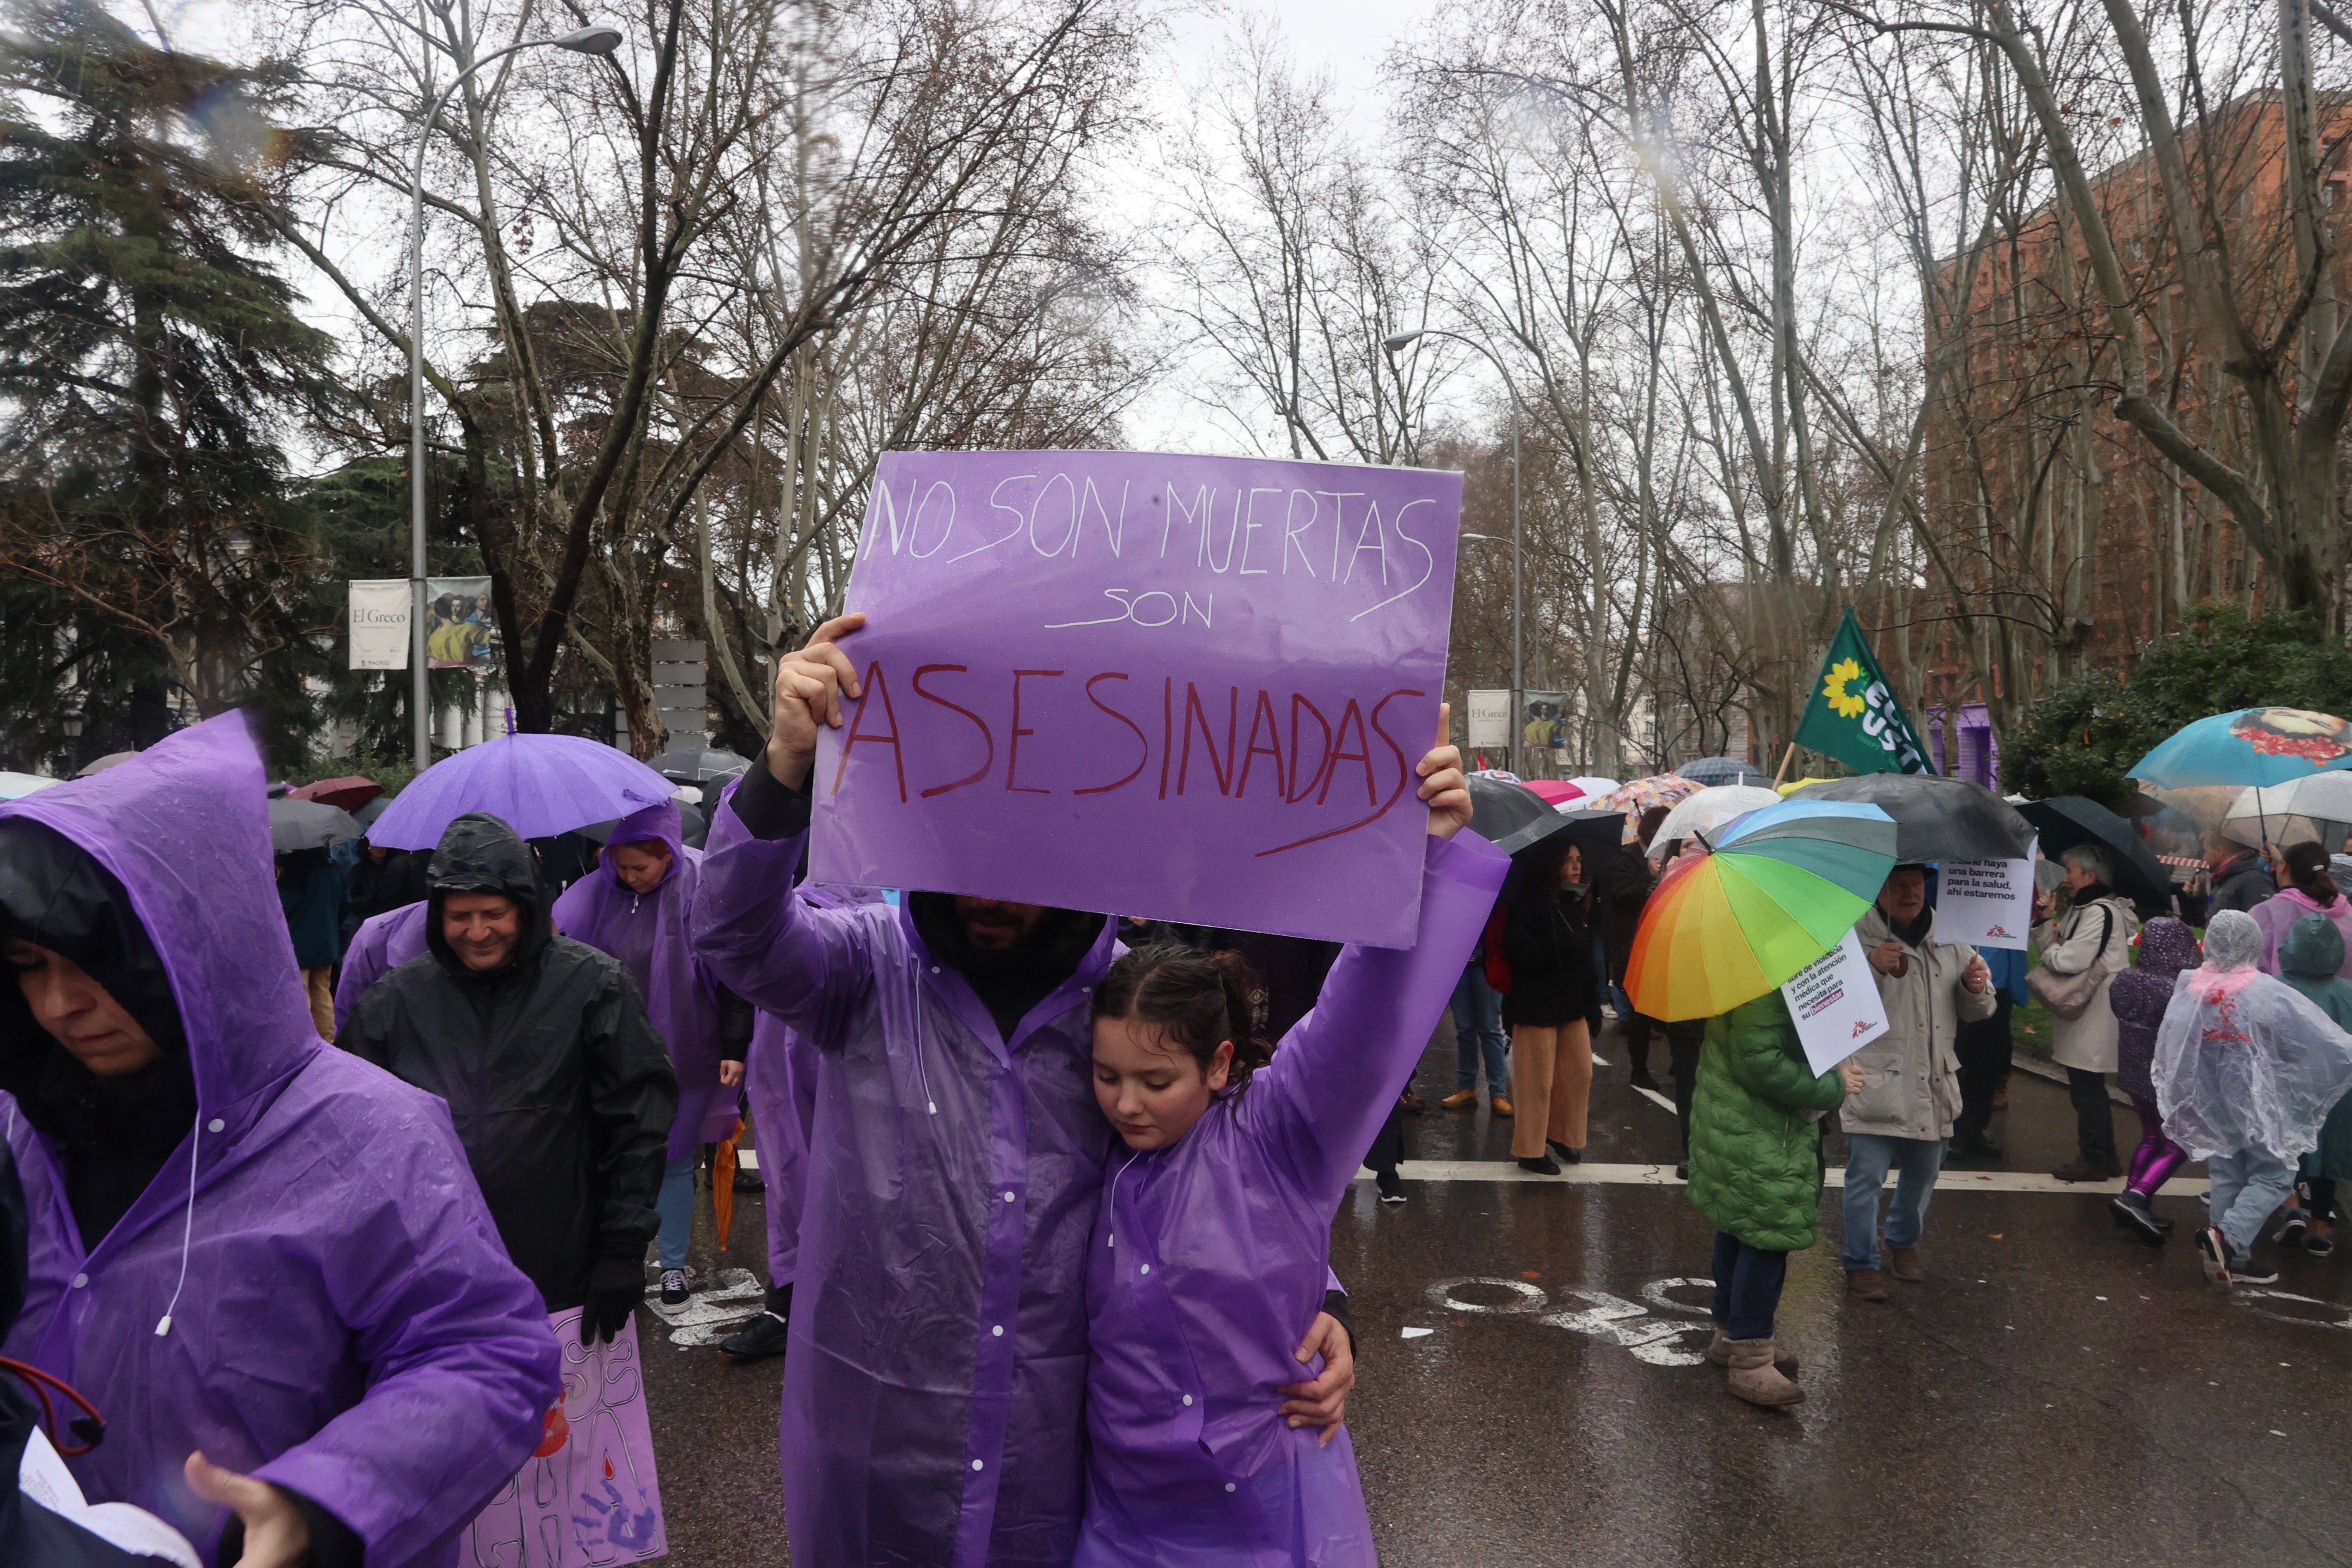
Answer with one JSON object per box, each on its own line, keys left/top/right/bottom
{"left": 10, "top": 615, "right": 2352, "bottom": 1565}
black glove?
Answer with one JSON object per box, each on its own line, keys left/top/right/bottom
{"left": 583, "top": 1255, "right": 646, "bottom": 1345}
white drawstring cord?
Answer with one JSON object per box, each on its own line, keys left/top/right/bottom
{"left": 153, "top": 1117, "right": 200, "bottom": 1336}
{"left": 914, "top": 982, "right": 936, "bottom": 1115}
{"left": 1106, "top": 1147, "right": 1142, "bottom": 1248}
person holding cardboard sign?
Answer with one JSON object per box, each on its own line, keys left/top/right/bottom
{"left": 1074, "top": 713, "right": 1502, "bottom": 1565}
{"left": 691, "top": 613, "right": 1361, "bottom": 1568}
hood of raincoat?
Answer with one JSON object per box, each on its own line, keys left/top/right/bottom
{"left": 2281, "top": 911, "right": 2348, "bottom": 981}
{"left": 2151, "top": 908, "right": 2352, "bottom": 1163}
{"left": 0, "top": 716, "right": 319, "bottom": 1127}
{"left": 602, "top": 801, "right": 684, "bottom": 886}
{"left": 2137, "top": 916, "right": 2199, "bottom": 978}
{"left": 425, "top": 813, "right": 554, "bottom": 980}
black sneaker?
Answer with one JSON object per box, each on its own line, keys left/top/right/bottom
{"left": 660, "top": 1268, "right": 690, "bottom": 1305}
{"left": 1518, "top": 1155, "right": 1562, "bottom": 1176}
{"left": 1675, "top": 1163, "right": 1689, "bottom": 1182}
{"left": 2308, "top": 1230, "right": 2337, "bottom": 1257}
{"left": 1376, "top": 1170, "right": 1407, "bottom": 1205}
{"left": 719, "top": 1310, "right": 790, "bottom": 1359}
{"left": 2229, "top": 1253, "right": 2279, "bottom": 1286}
{"left": 2275, "top": 1210, "right": 2310, "bottom": 1248}
{"left": 1953, "top": 1132, "right": 2003, "bottom": 1160}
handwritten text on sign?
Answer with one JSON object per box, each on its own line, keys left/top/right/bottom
{"left": 809, "top": 450, "right": 1464, "bottom": 947}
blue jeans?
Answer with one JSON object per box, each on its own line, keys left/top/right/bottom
{"left": 2208, "top": 1145, "right": 2297, "bottom": 1258}
{"left": 1711, "top": 1232, "right": 1788, "bottom": 1340}
{"left": 1842, "top": 1133, "right": 1946, "bottom": 1271}
{"left": 1449, "top": 968, "right": 1508, "bottom": 1093}
{"left": 657, "top": 1154, "right": 695, "bottom": 1270}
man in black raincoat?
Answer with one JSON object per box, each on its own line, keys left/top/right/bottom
{"left": 340, "top": 812, "right": 678, "bottom": 1339}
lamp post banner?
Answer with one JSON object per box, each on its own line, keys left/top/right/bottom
{"left": 348, "top": 579, "right": 410, "bottom": 671}
{"left": 809, "top": 448, "right": 1465, "bottom": 947}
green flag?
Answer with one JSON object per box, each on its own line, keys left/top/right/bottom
{"left": 1792, "top": 608, "right": 1936, "bottom": 775}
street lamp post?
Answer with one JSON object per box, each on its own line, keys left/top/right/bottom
{"left": 407, "top": 24, "right": 623, "bottom": 769}
{"left": 1383, "top": 328, "right": 1525, "bottom": 778}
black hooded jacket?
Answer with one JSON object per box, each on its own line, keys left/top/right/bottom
{"left": 338, "top": 812, "right": 677, "bottom": 1312}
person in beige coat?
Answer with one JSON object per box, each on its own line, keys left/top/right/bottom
{"left": 1841, "top": 866, "right": 1995, "bottom": 1301}
{"left": 2036, "top": 845, "right": 2141, "bottom": 1182}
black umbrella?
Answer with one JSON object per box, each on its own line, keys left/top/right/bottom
{"left": 268, "top": 796, "right": 364, "bottom": 854}
{"left": 2015, "top": 796, "right": 2173, "bottom": 906}
{"left": 651, "top": 746, "right": 751, "bottom": 784}
{"left": 1791, "top": 775, "right": 2034, "bottom": 865}
{"left": 1466, "top": 774, "right": 1553, "bottom": 850}
{"left": 1676, "top": 756, "right": 1768, "bottom": 787}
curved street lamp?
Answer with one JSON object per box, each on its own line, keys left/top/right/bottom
{"left": 407, "top": 24, "right": 623, "bottom": 767}
{"left": 1384, "top": 328, "right": 1526, "bottom": 777}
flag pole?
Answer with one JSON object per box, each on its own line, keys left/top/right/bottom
{"left": 1773, "top": 742, "right": 1797, "bottom": 787}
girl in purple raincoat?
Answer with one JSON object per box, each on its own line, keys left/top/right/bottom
{"left": 554, "top": 802, "right": 751, "bottom": 1303}
{"left": 1077, "top": 740, "right": 1504, "bottom": 1566}
{"left": 0, "top": 714, "right": 559, "bottom": 1567}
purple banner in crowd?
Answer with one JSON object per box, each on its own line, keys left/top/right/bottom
{"left": 808, "top": 450, "right": 1463, "bottom": 946}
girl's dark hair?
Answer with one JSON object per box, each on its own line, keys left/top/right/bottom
{"left": 2284, "top": 840, "right": 2341, "bottom": 906}
{"left": 1091, "top": 943, "right": 1274, "bottom": 1085}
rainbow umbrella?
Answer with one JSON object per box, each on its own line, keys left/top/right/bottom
{"left": 1626, "top": 799, "right": 1898, "bottom": 1022}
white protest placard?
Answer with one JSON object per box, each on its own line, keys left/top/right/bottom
{"left": 348, "top": 579, "right": 410, "bottom": 671}
{"left": 1781, "top": 927, "right": 1890, "bottom": 1075}
{"left": 1935, "top": 854, "right": 2035, "bottom": 950}
{"left": 1466, "top": 689, "right": 1511, "bottom": 750}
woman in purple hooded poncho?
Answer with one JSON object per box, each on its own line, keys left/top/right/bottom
{"left": 553, "top": 802, "right": 749, "bottom": 1302}
{"left": 1076, "top": 741, "right": 1503, "bottom": 1567}
{"left": 0, "top": 714, "right": 559, "bottom": 1567}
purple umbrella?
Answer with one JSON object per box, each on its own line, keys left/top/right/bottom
{"left": 366, "top": 734, "right": 676, "bottom": 850}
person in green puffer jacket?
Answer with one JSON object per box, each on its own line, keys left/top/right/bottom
{"left": 2274, "top": 913, "right": 2352, "bottom": 1258}
{"left": 1687, "top": 988, "right": 1864, "bottom": 1409}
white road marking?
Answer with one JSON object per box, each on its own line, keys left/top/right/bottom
{"left": 642, "top": 1266, "right": 767, "bottom": 1348}
{"left": 1354, "top": 1161, "right": 2211, "bottom": 1195}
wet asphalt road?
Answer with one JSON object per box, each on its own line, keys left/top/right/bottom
{"left": 634, "top": 1022, "right": 2352, "bottom": 1567}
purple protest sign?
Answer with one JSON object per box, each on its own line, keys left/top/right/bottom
{"left": 808, "top": 450, "right": 1462, "bottom": 946}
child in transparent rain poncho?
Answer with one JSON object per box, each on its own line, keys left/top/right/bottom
{"left": 2154, "top": 910, "right": 2352, "bottom": 1286}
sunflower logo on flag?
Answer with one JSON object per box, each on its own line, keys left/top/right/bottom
{"left": 1822, "top": 657, "right": 1867, "bottom": 719}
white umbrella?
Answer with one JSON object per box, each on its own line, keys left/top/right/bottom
{"left": 2221, "top": 777, "right": 2352, "bottom": 848}
{"left": 1568, "top": 775, "right": 1620, "bottom": 798}
{"left": 1654, "top": 785, "right": 1782, "bottom": 846}
{"left": 0, "top": 771, "right": 62, "bottom": 800}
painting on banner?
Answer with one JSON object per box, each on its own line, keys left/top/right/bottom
{"left": 810, "top": 450, "right": 1463, "bottom": 947}
{"left": 459, "top": 1309, "right": 665, "bottom": 1568}
{"left": 426, "top": 575, "right": 498, "bottom": 670}
{"left": 1782, "top": 928, "right": 1890, "bottom": 1075}
{"left": 1935, "top": 848, "right": 2036, "bottom": 950}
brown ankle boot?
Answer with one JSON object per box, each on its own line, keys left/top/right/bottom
{"left": 1706, "top": 1327, "right": 1799, "bottom": 1373}
{"left": 1887, "top": 1247, "right": 1924, "bottom": 1283}
{"left": 1845, "top": 1268, "right": 1889, "bottom": 1302}
{"left": 1724, "top": 1338, "right": 1804, "bottom": 1406}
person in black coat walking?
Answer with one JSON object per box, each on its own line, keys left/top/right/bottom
{"left": 1504, "top": 835, "right": 1601, "bottom": 1174}
{"left": 339, "top": 812, "right": 678, "bottom": 1339}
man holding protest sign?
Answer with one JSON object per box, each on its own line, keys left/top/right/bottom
{"left": 693, "top": 612, "right": 1358, "bottom": 1568}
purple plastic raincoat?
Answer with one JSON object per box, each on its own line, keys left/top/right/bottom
{"left": 554, "top": 802, "right": 737, "bottom": 1154}
{"left": 694, "top": 804, "right": 1119, "bottom": 1568}
{"left": 745, "top": 882, "right": 884, "bottom": 1287}
{"left": 0, "top": 715, "right": 559, "bottom": 1566}
{"left": 1077, "top": 832, "right": 1504, "bottom": 1567}
{"left": 333, "top": 900, "right": 429, "bottom": 1032}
